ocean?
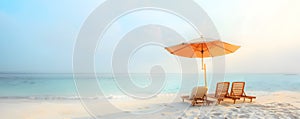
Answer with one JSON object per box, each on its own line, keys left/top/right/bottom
{"left": 0, "top": 73, "right": 299, "bottom": 99}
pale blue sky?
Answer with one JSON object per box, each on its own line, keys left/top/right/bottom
{"left": 0, "top": 0, "right": 299, "bottom": 73}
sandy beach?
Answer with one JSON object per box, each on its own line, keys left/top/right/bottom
{"left": 2, "top": 0, "right": 300, "bottom": 119}
{"left": 0, "top": 91, "right": 299, "bottom": 119}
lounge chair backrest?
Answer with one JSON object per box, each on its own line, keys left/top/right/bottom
{"left": 189, "top": 86, "right": 207, "bottom": 99}
{"left": 215, "top": 82, "right": 230, "bottom": 97}
{"left": 230, "top": 82, "right": 245, "bottom": 96}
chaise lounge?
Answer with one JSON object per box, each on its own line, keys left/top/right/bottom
{"left": 229, "top": 82, "right": 256, "bottom": 103}
{"left": 181, "top": 86, "right": 209, "bottom": 106}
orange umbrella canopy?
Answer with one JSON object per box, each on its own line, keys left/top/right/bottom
{"left": 165, "top": 40, "right": 240, "bottom": 87}
{"left": 165, "top": 40, "right": 240, "bottom": 58}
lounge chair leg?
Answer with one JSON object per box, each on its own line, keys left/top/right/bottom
{"left": 250, "top": 98, "right": 252, "bottom": 102}
{"left": 233, "top": 99, "right": 236, "bottom": 104}
{"left": 243, "top": 98, "right": 245, "bottom": 102}
{"left": 192, "top": 101, "right": 196, "bottom": 106}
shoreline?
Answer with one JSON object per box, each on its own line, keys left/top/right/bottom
{"left": 0, "top": 90, "right": 297, "bottom": 100}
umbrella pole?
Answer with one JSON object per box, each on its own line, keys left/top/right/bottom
{"left": 201, "top": 53, "right": 207, "bottom": 87}
{"left": 204, "top": 64, "right": 207, "bottom": 87}
{"left": 202, "top": 57, "right": 204, "bottom": 70}
{"left": 202, "top": 55, "right": 204, "bottom": 69}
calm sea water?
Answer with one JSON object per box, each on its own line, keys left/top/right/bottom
{"left": 0, "top": 73, "right": 299, "bottom": 99}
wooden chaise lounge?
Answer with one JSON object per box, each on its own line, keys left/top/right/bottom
{"left": 181, "top": 86, "right": 209, "bottom": 106}
{"left": 229, "top": 82, "right": 256, "bottom": 103}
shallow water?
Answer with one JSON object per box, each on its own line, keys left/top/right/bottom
{"left": 0, "top": 73, "right": 299, "bottom": 99}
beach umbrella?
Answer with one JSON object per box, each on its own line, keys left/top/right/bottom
{"left": 165, "top": 38, "right": 240, "bottom": 87}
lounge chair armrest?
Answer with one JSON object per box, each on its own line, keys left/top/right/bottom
{"left": 227, "top": 95, "right": 241, "bottom": 99}
{"left": 181, "top": 95, "right": 189, "bottom": 99}
{"left": 244, "top": 96, "right": 256, "bottom": 99}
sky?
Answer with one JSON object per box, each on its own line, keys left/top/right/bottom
{"left": 0, "top": 0, "right": 300, "bottom": 74}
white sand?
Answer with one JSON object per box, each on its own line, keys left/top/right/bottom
{"left": 0, "top": 91, "right": 299, "bottom": 119}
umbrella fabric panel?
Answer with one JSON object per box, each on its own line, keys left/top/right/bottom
{"left": 165, "top": 40, "right": 240, "bottom": 58}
